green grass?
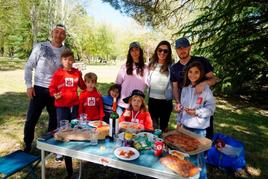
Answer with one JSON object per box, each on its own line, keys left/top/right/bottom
{"left": 1, "top": 88, "right": 267, "bottom": 178}
{"left": 0, "top": 61, "right": 267, "bottom": 178}
{"left": 0, "top": 58, "right": 26, "bottom": 71}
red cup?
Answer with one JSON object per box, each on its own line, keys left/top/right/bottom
{"left": 154, "top": 138, "right": 164, "bottom": 156}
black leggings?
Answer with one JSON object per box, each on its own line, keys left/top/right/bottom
{"left": 148, "top": 98, "right": 173, "bottom": 131}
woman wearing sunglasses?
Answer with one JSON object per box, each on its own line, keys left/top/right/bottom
{"left": 147, "top": 40, "right": 174, "bottom": 132}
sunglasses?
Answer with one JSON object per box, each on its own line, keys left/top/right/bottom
{"left": 157, "top": 48, "right": 169, "bottom": 54}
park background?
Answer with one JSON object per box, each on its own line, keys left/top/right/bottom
{"left": 0, "top": 0, "right": 267, "bottom": 178}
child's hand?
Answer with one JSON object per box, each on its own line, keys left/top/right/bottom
{"left": 184, "top": 108, "right": 196, "bottom": 116}
{"left": 123, "top": 110, "right": 131, "bottom": 117}
{"left": 98, "top": 120, "right": 102, "bottom": 127}
{"left": 174, "top": 103, "right": 182, "bottom": 112}
{"left": 54, "top": 92, "right": 62, "bottom": 99}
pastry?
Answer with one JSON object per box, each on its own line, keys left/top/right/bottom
{"left": 160, "top": 155, "right": 199, "bottom": 177}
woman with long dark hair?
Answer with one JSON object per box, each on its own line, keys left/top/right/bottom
{"left": 116, "top": 42, "right": 148, "bottom": 111}
{"left": 147, "top": 40, "right": 174, "bottom": 131}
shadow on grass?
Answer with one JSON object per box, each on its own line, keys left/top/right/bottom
{"left": 0, "top": 92, "right": 28, "bottom": 124}
{"left": 214, "top": 106, "right": 268, "bottom": 178}
{"left": 0, "top": 82, "right": 112, "bottom": 123}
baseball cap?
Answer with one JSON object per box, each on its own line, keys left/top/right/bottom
{"left": 129, "top": 42, "right": 141, "bottom": 49}
{"left": 53, "top": 24, "right": 66, "bottom": 32}
{"left": 175, "top": 37, "right": 190, "bottom": 48}
{"left": 123, "top": 89, "right": 145, "bottom": 103}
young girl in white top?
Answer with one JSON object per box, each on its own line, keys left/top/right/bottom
{"left": 177, "top": 61, "right": 216, "bottom": 179}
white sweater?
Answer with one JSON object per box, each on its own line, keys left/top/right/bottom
{"left": 24, "top": 41, "right": 65, "bottom": 88}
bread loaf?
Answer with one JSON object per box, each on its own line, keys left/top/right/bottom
{"left": 160, "top": 155, "right": 199, "bottom": 177}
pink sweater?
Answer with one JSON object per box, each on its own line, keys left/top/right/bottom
{"left": 115, "top": 64, "right": 148, "bottom": 108}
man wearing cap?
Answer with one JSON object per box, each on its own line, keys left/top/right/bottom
{"left": 170, "top": 37, "right": 217, "bottom": 139}
{"left": 23, "top": 24, "right": 66, "bottom": 152}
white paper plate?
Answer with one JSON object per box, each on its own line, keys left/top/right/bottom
{"left": 88, "top": 121, "right": 108, "bottom": 127}
{"left": 114, "top": 147, "right": 140, "bottom": 161}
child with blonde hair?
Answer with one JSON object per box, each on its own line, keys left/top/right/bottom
{"left": 119, "top": 89, "right": 153, "bottom": 131}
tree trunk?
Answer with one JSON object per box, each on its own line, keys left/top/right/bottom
{"left": 30, "top": 3, "right": 38, "bottom": 46}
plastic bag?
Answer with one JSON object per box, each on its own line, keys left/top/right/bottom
{"left": 206, "top": 133, "right": 246, "bottom": 170}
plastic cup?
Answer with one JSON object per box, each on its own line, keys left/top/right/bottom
{"left": 60, "top": 120, "right": 69, "bottom": 131}
{"left": 90, "top": 128, "right": 98, "bottom": 145}
{"left": 80, "top": 113, "right": 87, "bottom": 125}
{"left": 154, "top": 138, "right": 164, "bottom": 156}
{"left": 114, "top": 137, "right": 122, "bottom": 150}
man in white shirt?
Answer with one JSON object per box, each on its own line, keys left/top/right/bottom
{"left": 23, "top": 24, "right": 66, "bottom": 152}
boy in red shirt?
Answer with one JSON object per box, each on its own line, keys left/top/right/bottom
{"left": 79, "top": 72, "right": 105, "bottom": 121}
{"left": 49, "top": 49, "right": 86, "bottom": 178}
{"left": 119, "top": 89, "right": 154, "bottom": 131}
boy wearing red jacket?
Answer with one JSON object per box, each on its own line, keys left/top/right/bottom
{"left": 49, "top": 49, "right": 86, "bottom": 178}
{"left": 49, "top": 49, "right": 86, "bottom": 120}
{"left": 79, "top": 72, "right": 105, "bottom": 121}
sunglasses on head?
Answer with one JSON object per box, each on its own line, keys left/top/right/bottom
{"left": 157, "top": 48, "right": 169, "bottom": 54}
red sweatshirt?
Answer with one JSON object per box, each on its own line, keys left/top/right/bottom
{"left": 78, "top": 88, "right": 105, "bottom": 120}
{"left": 49, "top": 67, "right": 86, "bottom": 107}
{"left": 119, "top": 110, "right": 154, "bottom": 131}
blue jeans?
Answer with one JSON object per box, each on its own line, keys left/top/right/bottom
{"left": 184, "top": 126, "right": 207, "bottom": 179}
{"left": 56, "top": 105, "right": 78, "bottom": 177}
{"left": 56, "top": 105, "right": 78, "bottom": 127}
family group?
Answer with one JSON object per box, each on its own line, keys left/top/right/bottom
{"left": 23, "top": 24, "right": 218, "bottom": 179}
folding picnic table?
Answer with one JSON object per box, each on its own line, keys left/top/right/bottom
{"left": 37, "top": 138, "right": 200, "bottom": 179}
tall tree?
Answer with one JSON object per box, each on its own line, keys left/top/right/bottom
{"left": 0, "top": 0, "right": 20, "bottom": 57}
{"left": 103, "top": 0, "right": 268, "bottom": 96}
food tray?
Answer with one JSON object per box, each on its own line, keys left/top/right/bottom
{"left": 119, "top": 122, "right": 144, "bottom": 133}
{"left": 163, "top": 127, "right": 212, "bottom": 155}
